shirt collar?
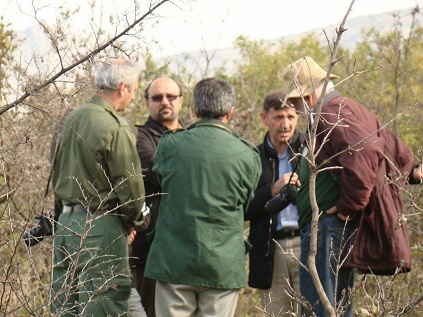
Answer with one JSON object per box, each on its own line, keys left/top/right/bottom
{"left": 266, "top": 135, "right": 289, "bottom": 160}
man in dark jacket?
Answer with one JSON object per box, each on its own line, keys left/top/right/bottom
{"left": 245, "top": 90, "right": 304, "bottom": 317}
{"left": 130, "top": 77, "right": 184, "bottom": 317}
{"left": 282, "top": 56, "right": 422, "bottom": 317}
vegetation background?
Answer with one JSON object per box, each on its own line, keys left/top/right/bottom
{"left": 0, "top": 0, "right": 422, "bottom": 316}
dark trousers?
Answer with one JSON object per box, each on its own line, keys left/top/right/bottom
{"left": 299, "top": 215, "right": 356, "bottom": 317}
{"left": 132, "top": 264, "right": 156, "bottom": 317}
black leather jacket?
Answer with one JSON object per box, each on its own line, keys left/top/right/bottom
{"left": 245, "top": 131, "right": 305, "bottom": 289}
{"left": 131, "top": 116, "right": 184, "bottom": 265}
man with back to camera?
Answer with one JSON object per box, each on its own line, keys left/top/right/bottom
{"left": 130, "top": 77, "right": 184, "bottom": 317}
{"left": 282, "top": 56, "right": 423, "bottom": 316}
{"left": 245, "top": 90, "right": 305, "bottom": 316}
{"left": 51, "top": 58, "right": 146, "bottom": 317}
{"left": 144, "top": 77, "right": 261, "bottom": 317}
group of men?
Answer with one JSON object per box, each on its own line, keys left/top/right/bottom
{"left": 48, "top": 56, "right": 422, "bottom": 317}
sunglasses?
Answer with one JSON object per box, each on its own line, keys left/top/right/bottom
{"left": 150, "top": 94, "right": 181, "bottom": 103}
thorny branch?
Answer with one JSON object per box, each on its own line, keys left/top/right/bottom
{"left": 0, "top": 0, "right": 170, "bottom": 116}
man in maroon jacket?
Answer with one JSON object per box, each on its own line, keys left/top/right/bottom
{"left": 282, "top": 56, "right": 422, "bottom": 317}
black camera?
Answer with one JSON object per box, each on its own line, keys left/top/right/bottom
{"left": 22, "top": 214, "right": 53, "bottom": 246}
{"left": 265, "top": 183, "right": 299, "bottom": 215}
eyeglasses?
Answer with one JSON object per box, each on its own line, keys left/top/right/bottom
{"left": 150, "top": 94, "right": 181, "bottom": 103}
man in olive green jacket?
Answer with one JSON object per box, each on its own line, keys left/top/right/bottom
{"left": 144, "top": 78, "right": 261, "bottom": 317}
{"left": 51, "top": 59, "right": 145, "bottom": 317}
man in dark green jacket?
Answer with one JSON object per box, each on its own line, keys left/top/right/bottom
{"left": 144, "top": 78, "right": 261, "bottom": 317}
{"left": 51, "top": 59, "right": 145, "bottom": 317}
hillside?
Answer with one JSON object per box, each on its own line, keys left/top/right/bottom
{"left": 15, "top": 7, "right": 417, "bottom": 75}
{"left": 165, "top": 8, "right": 417, "bottom": 75}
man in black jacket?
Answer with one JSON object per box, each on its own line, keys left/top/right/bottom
{"left": 245, "top": 90, "right": 304, "bottom": 317}
{"left": 131, "top": 77, "right": 184, "bottom": 317}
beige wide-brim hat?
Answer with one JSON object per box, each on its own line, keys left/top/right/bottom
{"left": 282, "top": 56, "right": 339, "bottom": 100}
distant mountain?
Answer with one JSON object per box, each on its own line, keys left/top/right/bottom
{"left": 165, "top": 8, "right": 417, "bottom": 75}
{"left": 16, "top": 8, "right": 417, "bottom": 75}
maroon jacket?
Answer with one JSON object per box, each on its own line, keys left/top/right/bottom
{"left": 316, "top": 91, "right": 415, "bottom": 275}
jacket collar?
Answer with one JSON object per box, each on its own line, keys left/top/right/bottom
{"left": 189, "top": 119, "right": 239, "bottom": 137}
{"left": 310, "top": 90, "right": 343, "bottom": 115}
{"left": 145, "top": 116, "right": 170, "bottom": 134}
{"left": 89, "top": 95, "right": 118, "bottom": 114}
{"left": 262, "top": 130, "right": 304, "bottom": 159}
{"left": 323, "top": 90, "right": 342, "bottom": 106}
{"left": 143, "top": 116, "right": 185, "bottom": 135}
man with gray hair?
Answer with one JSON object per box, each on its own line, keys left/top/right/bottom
{"left": 282, "top": 56, "right": 422, "bottom": 317}
{"left": 51, "top": 58, "right": 146, "bottom": 316}
{"left": 144, "top": 77, "right": 261, "bottom": 317}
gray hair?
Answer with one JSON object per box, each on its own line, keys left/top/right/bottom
{"left": 95, "top": 59, "right": 140, "bottom": 92}
{"left": 315, "top": 80, "right": 335, "bottom": 99}
{"left": 193, "top": 78, "right": 235, "bottom": 119}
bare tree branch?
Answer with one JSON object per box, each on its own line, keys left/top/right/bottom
{"left": 0, "top": 0, "right": 169, "bottom": 116}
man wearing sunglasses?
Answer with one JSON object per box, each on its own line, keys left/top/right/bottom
{"left": 131, "top": 77, "right": 184, "bottom": 317}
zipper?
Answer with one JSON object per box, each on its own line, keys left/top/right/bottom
{"left": 265, "top": 157, "right": 277, "bottom": 257}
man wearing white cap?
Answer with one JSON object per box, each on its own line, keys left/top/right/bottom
{"left": 282, "top": 56, "right": 421, "bottom": 317}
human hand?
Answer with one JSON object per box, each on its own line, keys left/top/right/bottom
{"left": 413, "top": 165, "right": 423, "bottom": 182}
{"left": 271, "top": 172, "right": 300, "bottom": 196}
{"left": 128, "top": 228, "right": 136, "bottom": 245}
{"left": 326, "top": 206, "right": 348, "bottom": 221}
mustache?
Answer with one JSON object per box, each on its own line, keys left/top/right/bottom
{"left": 159, "top": 105, "right": 173, "bottom": 112}
{"left": 277, "top": 127, "right": 290, "bottom": 133}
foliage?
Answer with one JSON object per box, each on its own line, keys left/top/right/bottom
{"left": 221, "top": 34, "right": 329, "bottom": 144}
{"left": 0, "top": 2, "right": 422, "bottom": 316}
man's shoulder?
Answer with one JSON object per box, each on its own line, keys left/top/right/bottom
{"left": 152, "top": 128, "right": 186, "bottom": 148}
{"left": 161, "top": 128, "right": 187, "bottom": 138}
{"left": 75, "top": 101, "right": 121, "bottom": 125}
{"left": 136, "top": 123, "right": 161, "bottom": 139}
{"left": 238, "top": 137, "right": 260, "bottom": 154}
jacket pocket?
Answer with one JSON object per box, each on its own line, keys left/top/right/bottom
{"left": 90, "top": 275, "right": 132, "bottom": 301}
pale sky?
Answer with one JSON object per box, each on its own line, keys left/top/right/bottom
{"left": 1, "top": 0, "right": 421, "bottom": 56}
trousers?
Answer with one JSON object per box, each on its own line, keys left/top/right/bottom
{"left": 259, "top": 236, "right": 300, "bottom": 317}
{"left": 155, "top": 281, "right": 239, "bottom": 317}
{"left": 51, "top": 210, "right": 132, "bottom": 316}
{"left": 132, "top": 263, "right": 156, "bottom": 317}
{"left": 299, "top": 215, "right": 356, "bottom": 317}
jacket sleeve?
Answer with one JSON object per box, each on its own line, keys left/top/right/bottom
{"left": 243, "top": 151, "right": 262, "bottom": 215}
{"left": 136, "top": 126, "right": 160, "bottom": 189}
{"left": 108, "top": 125, "right": 145, "bottom": 228}
{"left": 244, "top": 182, "right": 273, "bottom": 221}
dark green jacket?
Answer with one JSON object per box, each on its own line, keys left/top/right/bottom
{"left": 52, "top": 95, "right": 145, "bottom": 227}
{"left": 144, "top": 119, "right": 261, "bottom": 289}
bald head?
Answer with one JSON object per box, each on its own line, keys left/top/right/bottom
{"left": 145, "top": 77, "right": 183, "bottom": 129}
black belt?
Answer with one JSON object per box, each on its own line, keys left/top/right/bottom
{"left": 274, "top": 228, "right": 300, "bottom": 240}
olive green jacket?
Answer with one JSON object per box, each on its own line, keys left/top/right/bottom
{"left": 51, "top": 95, "right": 145, "bottom": 227}
{"left": 144, "top": 119, "right": 261, "bottom": 289}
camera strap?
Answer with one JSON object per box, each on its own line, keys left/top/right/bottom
{"left": 288, "top": 152, "right": 301, "bottom": 184}
{"left": 41, "top": 108, "right": 73, "bottom": 215}
{"left": 287, "top": 146, "right": 309, "bottom": 183}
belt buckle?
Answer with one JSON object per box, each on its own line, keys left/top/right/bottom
{"left": 62, "top": 205, "right": 86, "bottom": 213}
{"left": 283, "top": 229, "right": 294, "bottom": 239}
